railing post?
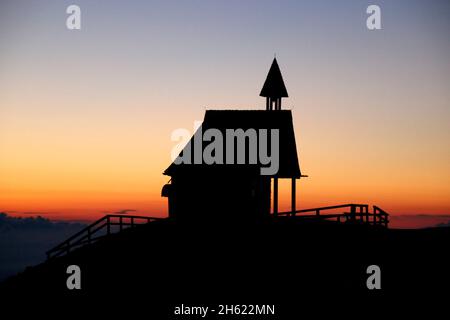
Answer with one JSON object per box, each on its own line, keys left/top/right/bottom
{"left": 350, "top": 205, "right": 356, "bottom": 222}
{"left": 88, "top": 228, "right": 91, "bottom": 244}
{"left": 107, "top": 216, "right": 110, "bottom": 235}
{"left": 131, "top": 217, "right": 134, "bottom": 228}
{"left": 119, "top": 216, "right": 123, "bottom": 232}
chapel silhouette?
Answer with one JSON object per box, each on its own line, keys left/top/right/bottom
{"left": 162, "top": 58, "right": 302, "bottom": 221}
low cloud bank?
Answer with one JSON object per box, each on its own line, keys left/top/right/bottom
{"left": 0, "top": 213, "right": 86, "bottom": 281}
{"left": 389, "top": 214, "right": 450, "bottom": 229}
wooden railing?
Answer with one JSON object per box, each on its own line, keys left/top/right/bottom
{"left": 46, "top": 215, "right": 162, "bottom": 260}
{"left": 46, "top": 205, "right": 388, "bottom": 259}
{"left": 275, "top": 204, "right": 389, "bottom": 228}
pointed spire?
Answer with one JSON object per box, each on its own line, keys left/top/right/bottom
{"left": 260, "top": 58, "right": 288, "bottom": 99}
{"left": 260, "top": 58, "right": 288, "bottom": 110}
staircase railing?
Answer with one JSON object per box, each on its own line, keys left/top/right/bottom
{"left": 46, "top": 215, "right": 163, "bottom": 260}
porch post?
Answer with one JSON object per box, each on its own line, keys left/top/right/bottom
{"left": 273, "top": 177, "right": 278, "bottom": 217}
{"left": 291, "top": 178, "right": 296, "bottom": 215}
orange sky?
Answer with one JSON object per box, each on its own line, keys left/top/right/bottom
{"left": 1, "top": 105, "right": 449, "bottom": 222}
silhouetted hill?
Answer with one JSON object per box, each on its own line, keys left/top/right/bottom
{"left": 2, "top": 219, "right": 449, "bottom": 316}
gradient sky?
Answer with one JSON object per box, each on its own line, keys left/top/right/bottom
{"left": 1, "top": 0, "right": 449, "bottom": 224}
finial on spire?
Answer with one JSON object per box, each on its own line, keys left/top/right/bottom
{"left": 260, "top": 58, "right": 288, "bottom": 111}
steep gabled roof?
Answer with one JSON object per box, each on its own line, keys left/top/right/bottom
{"left": 259, "top": 58, "right": 289, "bottom": 98}
{"left": 164, "top": 110, "right": 301, "bottom": 178}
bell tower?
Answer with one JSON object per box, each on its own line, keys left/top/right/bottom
{"left": 260, "top": 58, "right": 289, "bottom": 110}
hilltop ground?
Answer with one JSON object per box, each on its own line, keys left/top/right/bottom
{"left": 1, "top": 219, "right": 449, "bottom": 316}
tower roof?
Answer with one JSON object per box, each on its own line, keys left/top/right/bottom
{"left": 259, "top": 58, "right": 288, "bottom": 98}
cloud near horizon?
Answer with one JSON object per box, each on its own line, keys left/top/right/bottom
{"left": 389, "top": 214, "right": 450, "bottom": 229}
{"left": 0, "top": 212, "right": 86, "bottom": 281}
